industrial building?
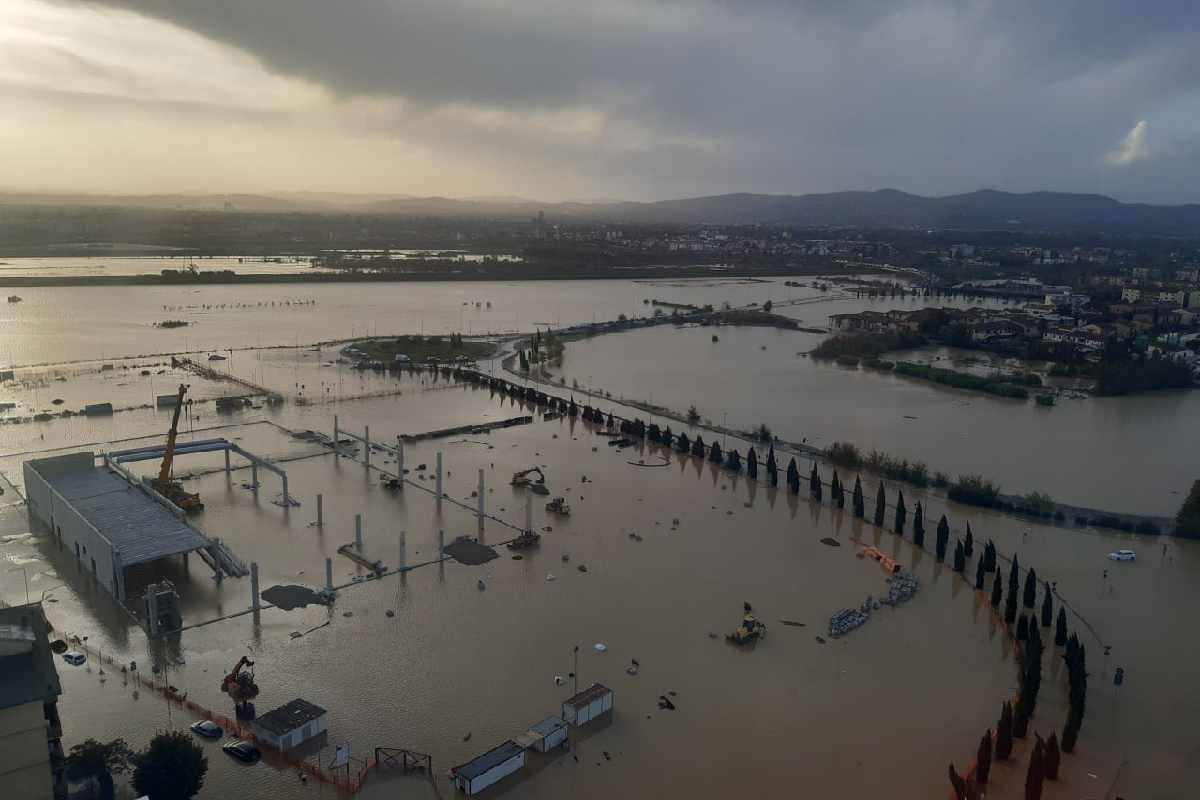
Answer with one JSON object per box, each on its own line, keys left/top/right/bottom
{"left": 0, "top": 604, "right": 65, "bottom": 800}
{"left": 561, "top": 683, "right": 614, "bottom": 727}
{"left": 23, "top": 452, "right": 217, "bottom": 603}
{"left": 251, "top": 699, "right": 328, "bottom": 751}
{"left": 450, "top": 740, "right": 526, "bottom": 796}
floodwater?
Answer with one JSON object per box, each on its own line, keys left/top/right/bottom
{"left": 0, "top": 276, "right": 1194, "bottom": 799}
{"left": 551, "top": 322, "right": 1198, "bottom": 516}
{"left": 0, "top": 255, "right": 322, "bottom": 278}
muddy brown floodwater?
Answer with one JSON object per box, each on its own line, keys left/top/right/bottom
{"left": 0, "top": 277, "right": 1193, "bottom": 799}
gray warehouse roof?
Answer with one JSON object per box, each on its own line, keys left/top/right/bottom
{"left": 27, "top": 453, "right": 209, "bottom": 566}
{"left": 253, "top": 698, "right": 328, "bottom": 736}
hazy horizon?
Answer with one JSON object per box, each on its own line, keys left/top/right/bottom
{"left": 2, "top": 0, "right": 1197, "bottom": 204}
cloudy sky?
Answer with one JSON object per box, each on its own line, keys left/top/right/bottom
{"left": 1, "top": 0, "right": 1197, "bottom": 202}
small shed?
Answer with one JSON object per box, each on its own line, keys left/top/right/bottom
{"left": 251, "top": 698, "right": 328, "bottom": 751}
{"left": 83, "top": 402, "right": 113, "bottom": 416}
{"left": 515, "top": 716, "right": 569, "bottom": 753}
{"left": 451, "top": 740, "right": 525, "bottom": 796}
{"left": 561, "top": 683, "right": 614, "bottom": 727}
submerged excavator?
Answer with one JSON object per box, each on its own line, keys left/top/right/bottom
{"left": 220, "top": 655, "right": 260, "bottom": 719}
{"left": 510, "top": 466, "right": 549, "bottom": 495}
{"left": 152, "top": 384, "right": 204, "bottom": 513}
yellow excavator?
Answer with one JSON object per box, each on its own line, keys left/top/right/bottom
{"left": 152, "top": 384, "right": 204, "bottom": 513}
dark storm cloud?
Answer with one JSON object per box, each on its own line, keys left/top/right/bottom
{"left": 64, "top": 0, "right": 1200, "bottom": 201}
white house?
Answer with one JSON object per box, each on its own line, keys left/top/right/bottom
{"left": 561, "top": 683, "right": 614, "bottom": 727}
{"left": 451, "top": 740, "right": 525, "bottom": 796}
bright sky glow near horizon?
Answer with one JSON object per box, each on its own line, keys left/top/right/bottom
{"left": 1, "top": 0, "right": 1197, "bottom": 203}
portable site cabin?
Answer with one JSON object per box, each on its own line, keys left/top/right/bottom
{"left": 250, "top": 698, "right": 328, "bottom": 751}
{"left": 561, "top": 683, "right": 613, "bottom": 727}
{"left": 514, "top": 716, "right": 569, "bottom": 753}
{"left": 83, "top": 403, "right": 113, "bottom": 416}
{"left": 451, "top": 740, "right": 525, "bottom": 796}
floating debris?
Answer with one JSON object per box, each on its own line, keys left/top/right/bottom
{"left": 577, "top": 564, "right": 588, "bottom": 573}
{"left": 819, "top": 537, "right": 841, "bottom": 547}
{"left": 778, "top": 619, "right": 806, "bottom": 627}
{"left": 594, "top": 643, "right": 607, "bottom": 653}
{"left": 828, "top": 608, "right": 870, "bottom": 638}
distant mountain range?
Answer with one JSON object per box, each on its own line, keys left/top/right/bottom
{"left": 3, "top": 188, "right": 1199, "bottom": 235}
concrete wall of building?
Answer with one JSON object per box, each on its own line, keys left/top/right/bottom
{"left": 23, "top": 459, "right": 119, "bottom": 599}
{"left": 0, "top": 701, "right": 52, "bottom": 799}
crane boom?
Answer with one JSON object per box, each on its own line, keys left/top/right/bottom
{"left": 158, "top": 384, "right": 187, "bottom": 485}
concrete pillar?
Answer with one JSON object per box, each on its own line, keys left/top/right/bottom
{"left": 281, "top": 474, "right": 290, "bottom": 507}
{"left": 250, "top": 562, "right": 260, "bottom": 611}
{"left": 146, "top": 587, "right": 159, "bottom": 636}
{"left": 316, "top": 494, "right": 324, "bottom": 527}
{"left": 333, "top": 415, "right": 339, "bottom": 454}
{"left": 396, "top": 436, "right": 404, "bottom": 485}
{"left": 325, "top": 558, "right": 333, "bottom": 593}
{"left": 355, "top": 514, "right": 363, "bottom": 552}
{"left": 399, "top": 531, "right": 407, "bottom": 570}
{"left": 525, "top": 492, "right": 533, "bottom": 533}
{"left": 436, "top": 451, "right": 443, "bottom": 505}
{"left": 438, "top": 529, "right": 445, "bottom": 558}
{"left": 251, "top": 461, "right": 259, "bottom": 492}
{"left": 224, "top": 448, "right": 231, "bottom": 475}
{"left": 365, "top": 425, "right": 371, "bottom": 470}
{"left": 477, "top": 469, "right": 485, "bottom": 530}
{"left": 182, "top": 552, "right": 189, "bottom": 572}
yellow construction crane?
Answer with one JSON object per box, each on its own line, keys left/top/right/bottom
{"left": 152, "top": 384, "right": 203, "bottom": 513}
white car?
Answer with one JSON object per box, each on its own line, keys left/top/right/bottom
{"left": 1108, "top": 549, "right": 1136, "bottom": 562}
{"left": 190, "top": 720, "right": 223, "bottom": 738}
{"left": 62, "top": 651, "right": 87, "bottom": 666}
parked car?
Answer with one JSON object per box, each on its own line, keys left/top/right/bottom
{"left": 1108, "top": 549, "right": 1136, "bottom": 561}
{"left": 222, "top": 739, "right": 261, "bottom": 763}
{"left": 190, "top": 720, "right": 223, "bottom": 738}
{"left": 61, "top": 651, "right": 86, "bottom": 666}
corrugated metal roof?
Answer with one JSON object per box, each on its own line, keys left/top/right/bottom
{"left": 529, "top": 716, "right": 567, "bottom": 736}
{"left": 563, "top": 682, "right": 612, "bottom": 710}
{"left": 253, "top": 698, "right": 327, "bottom": 736}
{"left": 30, "top": 455, "right": 209, "bottom": 566}
{"left": 453, "top": 740, "right": 523, "bottom": 780}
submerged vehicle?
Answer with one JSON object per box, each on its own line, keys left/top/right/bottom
{"left": 222, "top": 739, "right": 261, "bottom": 763}
{"left": 726, "top": 604, "right": 766, "bottom": 645}
{"left": 507, "top": 530, "right": 542, "bottom": 550}
{"left": 545, "top": 497, "right": 571, "bottom": 515}
{"left": 1108, "top": 549, "right": 1136, "bottom": 562}
{"left": 190, "top": 719, "right": 223, "bottom": 738}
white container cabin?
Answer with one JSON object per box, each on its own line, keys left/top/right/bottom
{"left": 250, "top": 698, "right": 328, "bottom": 751}
{"left": 515, "top": 716, "right": 569, "bottom": 753}
{"left": 452, "top": 740, "right": 525, "bottom": 796}
{"left": 561, "top": 683, "right": 613, "bottom": 727}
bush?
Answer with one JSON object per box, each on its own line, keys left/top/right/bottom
{"left": 893, "top": 361, "right": 1031, "bottom": 399}
{"left": 933, "top": 471, "right": 950, "bottom": 488}
{"left": 1023, "top": 491, "right": 1056, "bottom": 514}
{"left": 811, "top": 331, "right": 926, "bottom": 360}
{"left": 825, "top": 441, "right": 864, "bottom": 469}
{"left": 1134, "top": 520, "right": 1161, "bottom": 535}
{"left": 1175, "top": 480, "right": 1200, "bottom": 538}
{"left": 948, "top": 474, "right": 1001, "bottom": 508}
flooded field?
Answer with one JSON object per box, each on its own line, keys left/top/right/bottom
{"left": 0, "top": 276, "right": 1193, "bottom": 799}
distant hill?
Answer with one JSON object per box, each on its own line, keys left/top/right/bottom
{"left": 3, "top": 187, "right": 1198, "bottom": 235}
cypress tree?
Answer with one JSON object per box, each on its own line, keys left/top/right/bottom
{"left": 991, "top": 568, "right": 1003, "bottom": 609}
{"left": 975, "top": 730, "right": 992, "bottom": 785}
{"left": 852, "top": 476, "right": 865, "bottom": 518}
{"left": 519, "top": 350, "right": 530, "bottom": 371}
{"left": 766, "top": 446, "right": 778, "bottom": 487}
{"left": 873, "top": 482, "right": 886, "bottom": 526}
{"left": 953, "top": 540, "right": 965, "bottom": 572}
{"left": 809, "top": 463, "right": 822, "bottom": 501}
{"left": 913, "top": 501, "right": 925, "bottom": 545}
{"left": 948, "top": 764, "right": 968, "bottom": 800}
{"left": 692, "top": 435, "right": 706, "bottom": 457}
{"left": 1013, "top": 696, "right": 1029, "bottom": 738}
{"left": 1054, "top": 608, "right": 1068, "bottom": 646}
{"left": 662, "top": 426, "right": 673, "bottom": 446}
{"left": 964, "top": 522, "right": 974, "bottom": 558}
{"left": 1005, "top": 581, "right": 1019, "bottom": 625}
{"left": 1040, "top": 582, "right": 1053, "bottom": 627}
{"left": 935, "top": 516, "right": 950, "bottom": 560}
{"left": 1009, "top": 553, "right": 1021, "bottom": 594}
{"left": 709, "top": 440, "right": 723, "bottom": 464}
{"left": 1060, "top": 717, "right": 1078, "bottom": 753}
{"left": 894, "top": 490, "right": 907, "bottom": 534}
{"left": 1023, "top": 623, "right": 1043, "bottom": 716}
{"left": 995, "top": 702, "right": 1014, "bottom": 760}
{"left": 1044, "top": 733, "right": 1060, "bottom": 780}
{"left": 725, "top": 449, "right": 742, "bottom": 472}
{"left": 606, "top": 411, "right": 615, "bottom": 427}
{"left": 975, "top": 558, "right": 985, "bottom": 590}
{"left": 831, "top": 472, "right": 843, "bottom": 507}
{"left": 648, "top": 423, "right": 661, "bottom": 442}
{"left": 677, "top": 432, "right": 691, "bottom": 453}
{"left": 746, "top": 448, "right": 758, "bottom": 479}
{"left": 984, "top": 540, "right": 997, "bottom": 573}
{"left": 1016, "top": 614, "right": 1029, "bottom": 641}
{"left": 787, "top": 458, "right": 801, "bottom": 494}
{"left": 1023, "top": 567, "right": 1038, "bottom": 609}
{"left": 1025, "top": 737, "right": 1045, "bottom": 800}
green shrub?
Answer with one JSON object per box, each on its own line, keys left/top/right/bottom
{"left": 948, "top": 474, "right": 1001, "bottom": 508}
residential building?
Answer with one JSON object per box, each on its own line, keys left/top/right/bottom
{"left": 0, "top": 604, "right": 65, "bottom": 800}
